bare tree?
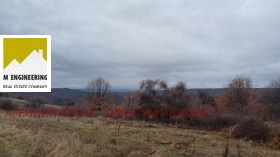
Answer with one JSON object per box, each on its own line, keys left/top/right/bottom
{"left": 218, "top": 76, "right": 257, "bottom": 113}
{"left": 162, "top": 81, "right": 189, "bottom": 109}
{"left": 124, "top": 91, "right": 138, "bottom": 108}
{"left": 138, "top": 79, "right": 190, "bottom": 108}
{"left": 267, "top": 78, "right": 280, "bottom": 104}
{"left": 87, "top": 77, "right": 111, "bottom": 110}
{"left": 139, "top": 79, "right": 156, "bottom": 105}
{"left": 138, "top": 79, "right": 167, "bottom": 108}
{"left": 258, "top": 78, "right": 280, "bottom": 120}
{"left": 197, "top": 89, "right": 216, "bottom": 106}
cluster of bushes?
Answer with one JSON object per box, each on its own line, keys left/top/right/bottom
{"left": 0, "top": 96, "right": 46, "bottom": 110}
{"left": 0, "top": 92, "right": 15, "bottom": 110}
{"left": 25, "top": 97, "right": 45, "bottom": 108}
{"left": 115, "top": 76, "right": 280, "bottom": 145}
{"left": 231, "top": 119, "right": 270, "bottom": 142}
{"left": 229, "top": 119, "right": 280, "bottom": 149}
{"left": 187, "top": 115, "right": 239, "bottom": 130}
{"left": 134, "top": 79, "right": 191, "bottom": 122}
{"left": 86, "top": 76, "right": 279, "bottom": 134}
{"left": 0, "top": 99, "right": 16, "bottom": 110}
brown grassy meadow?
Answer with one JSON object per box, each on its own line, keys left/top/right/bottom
{"left": 1, "top": 107, "right": 280, "bottom": 157}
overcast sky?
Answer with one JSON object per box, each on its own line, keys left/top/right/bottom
{"left": 1, "top": 0, "right": 280, "bottom": 89}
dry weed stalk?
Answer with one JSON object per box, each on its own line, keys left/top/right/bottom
{"left": 236, "top": 143, "right": 242, "bottom": 157}
{"left": 147, "top": 126, "right": 150, "bottom": 141}
{"left": 223, "top": 128, "right": 230, "bottom": 157}
{"left": 111, "top": 119, "right": 121, "bottom": 145}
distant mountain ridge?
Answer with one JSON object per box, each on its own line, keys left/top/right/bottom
{"left": 8, "top": 88, "right": 269, "bottom": 105}
{"left": 9, "top": 88, "right": 124, "bottom": 105}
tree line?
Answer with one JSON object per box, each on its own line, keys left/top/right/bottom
{"left": 86, "top": 76, "right": 280, "bottom": 122}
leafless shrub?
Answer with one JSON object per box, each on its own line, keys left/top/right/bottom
{"left": 25, "top": 97, "right": 45, "bottom": 108}
{"left": 232, "top": 119, "right": 269, "bottom": 142}
{"left": 269, "top": 135, "right": 280, "bottom": 149}
{"left": 0, "top": 99, "right": 16, "bottom": 110}
{"left": 197, "top": 89, "right": 216, "bottom": 106}
{"left": 267, "top": 78, "right": 280, "bottom": 104}
{"left": 188, "top": 115, "right": 238, "bottom": 130}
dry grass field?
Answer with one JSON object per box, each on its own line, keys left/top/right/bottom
{"left": 0, "top": 108, "right": 280, "bottom": 157}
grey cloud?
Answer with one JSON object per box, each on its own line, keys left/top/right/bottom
{"left": 0, "top": 0, "right": 280, "bottom": 89}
